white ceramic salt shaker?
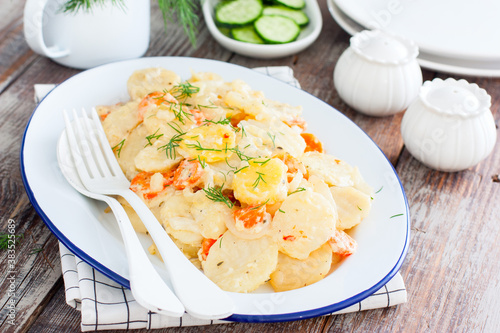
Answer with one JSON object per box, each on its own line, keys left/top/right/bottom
{"left": 401, "top": 78, "right": 497, "bottom": 172}
{"left": 334, "top": 30, "right": 422, "bottom": 116}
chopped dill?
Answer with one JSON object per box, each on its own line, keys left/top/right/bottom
{"left": 145, "top": 129, "right": 163, "bottom": 147}
{"left": 197, "top": 155, "right": 207, "bottom": 168}
{"left": 278, "top": 209, "right": 286, "bottom": 214}
{"left": 234, "top": 165, "right": 249, "bottom": 174}
{"left": 170, "top": 102, "right": 194, "bottom": 124}
{"left": 203, "top": 118, "right": 231, "bottom": 126}
{"left": 185, "top": 141, "right": 222, "bottom": 152}
{"left": 252, "top": 172, "right": 267, "bottom": 189}
{"left": 390, "top": 213, "right": 404, "bottom": 219}
{"left": 224, "top": 157, "right": 237, "bottom": 170}
{"left": 112, "top": 139, "right": 125, "bottom": 158}
{"left": 203, "top": 185, "right": 234, "bottom": 208}
{"left": 252, "top": 158, "right": 271, "bottom": 166}
{"left": 250, "top": 199, "right": 269, "bottom": 210}
{"left": 288, "top": 187, "right": 306, "bottom": 195}
{"left": 267, "top": 132, "right": 276, "bottom": 148}
{"left": 169, "top": 82, "right": 200, "bottom": 100}
{"left": 158, "top": 125, "right": 185, "bottom": 159}
{"left": 229, "top": 146, "right": 254, "bottom": 162}
{"left": 197, "top": 103, "right": 217, "bottom": 109}
{"left": 375, "top": 186, "right": 384, "bottom": 194}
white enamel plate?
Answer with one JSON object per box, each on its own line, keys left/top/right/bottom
{"left": 21, "top": 57, "right": 409, "bottom": 322}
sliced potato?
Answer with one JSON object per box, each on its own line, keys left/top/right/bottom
{"left": 101, "top": 100, "right": 141, "bottom": 148}
{"left": 273, "top": 190, "right": 336, "bottom": 260}
{"left": 301, "top": 151, "right": 355, "bottom": 187}
{"left": 114, "top": 123, "right": 149, "bottom": 180}
{"left": 179, "top": 124, "right": 236, "bottom": 162}
{"left": 127, "top": 67, "right": 181, "bottom": 100}
{"left": 232, "top": 158, "right": 287, "bottom": 205}
{"left": 202, "top": 231, "right": 278, "bottom": 293}
{"left": 270, "top": 243, "right": 333, "bottom": 292}
{"left": 330, "top": 186, "right": 371, "bottom": 230}
{"left": 190, "top": 191, "right": 230, "bottom": 239}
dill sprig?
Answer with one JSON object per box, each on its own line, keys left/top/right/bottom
{"left": 158, "top": 0, "right": 200, "bottom": 47}
{"left": 0, "top": 233, "right": 23, "bottom": 250}
{"left": 169, "top": 101, "right": 194, "bottom": 125}
{"left": 203, "top": 185, "right": 234, "bottom": 208}
{"left": 112, "top": 139, "right": 125, "bottom": 158}
{"left": 229, "top": 146, "right": 254, "bottom": 162}
{"left": 234, "top": 165, "right": 249, "bottom": 174}
{"left": 185, "top": 141, "right": 222, "bottom": 152}
{"left": 203, "top": 118, "right": 231, "bottom": 126}
{"left": 267, "top": 132, "right": 276, "bottom": 148}
{"left": 169, "top": 82, "right": 200, "bottom": 100}
{"left": 158, "top": 123, "right": 185, "bottom": 159}
{"left": 62, "top": 0, "right": 125, "bottom": 13}
{"left": 250, "top": 199, "right": 269, "bottom": 210}
{"left": 252, "top": 172, "right": 266, "bottom": 189}
{"left": 252, "top": 158, "right": 271, "bottom": 166}
{"left": 145, "top": 129, "right": 164, "bottom": 147}
{"left": 288, "top": 187, "right": 306, "bottom": 195}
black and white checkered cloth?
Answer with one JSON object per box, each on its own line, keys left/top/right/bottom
{"left": 37, "top": 66, "right": 407, "bottom": 331}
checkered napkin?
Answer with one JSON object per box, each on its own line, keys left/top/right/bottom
{"left": 36, "top": 66, "right": 407, "bottom": 331}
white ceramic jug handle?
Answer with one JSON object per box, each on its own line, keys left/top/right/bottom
{"left": 24, "top": 0, "right": 70, "bottom": 58}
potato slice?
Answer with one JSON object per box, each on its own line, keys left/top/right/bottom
{"left": 101, "top": 100, "right": 141, "bottom": 148}
{"left": 190, "top": 191, "right": 230, "bottom": 239}
{"left": 232, "top": 158, "right": 287, "bottom": 205}
{"left": 127, "top": 67, "right": 181, "bottom": 100}
{"left": 273, "top": 190, "right": 336, "bottom": 260}
{"left": 301, "top": 151, "right": 355, "bottom": 187}
{"left": 202, "top": 231, "right": 278, "bottom": 293}
{"left": 179, "top": 124, "right": 236, "bottom": 162}
{"left": 330, "top": 186, "right": 372, "bottom": 230}
{"left": 270, "top": 243, "right": 333, "bottom": 292}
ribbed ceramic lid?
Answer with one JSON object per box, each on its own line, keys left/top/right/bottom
{"left": 350, "top": 30, "right": 419, "bottom": 65}
{"left": 420, "top": 78, "right": 491, "bottom": 117}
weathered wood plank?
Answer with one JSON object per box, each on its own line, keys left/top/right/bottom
{"left": 0, "top": 16, "right": 38, "bottom": 94}
{"left": 324, "top": 78, "right": 500, "bottom": 332}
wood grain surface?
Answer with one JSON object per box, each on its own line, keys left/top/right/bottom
{"left": 1, "top": 1, "right": 499, "bottom": 332}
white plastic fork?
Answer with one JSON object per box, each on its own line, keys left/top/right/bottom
{"left": 63, "top": 107, "right": 234, "bottom": 320}
{"left": 57, "top": 131, "right": 185, "bottom": 318}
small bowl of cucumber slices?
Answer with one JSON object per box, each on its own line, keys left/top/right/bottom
{"left": 202, "top": 0, "right": 322, "bottom": 58}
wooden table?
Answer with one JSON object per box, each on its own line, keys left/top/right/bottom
{"left": 1, "top": 1, "right": 499, "bottom": 332}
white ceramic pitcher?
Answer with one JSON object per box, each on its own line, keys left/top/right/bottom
{"left": 24, "top": 0, "right": 150, "bottom": 69}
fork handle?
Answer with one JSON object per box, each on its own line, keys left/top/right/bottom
{"left": 106, "top": 197, "right": 185, "bottom": 317}
{"left": 119, "top": 190, "right": 234, "bottom": 320}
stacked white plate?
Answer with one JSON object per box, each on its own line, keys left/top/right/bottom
{"left": 327, "top": 0, "right": 500, "bottom": 77}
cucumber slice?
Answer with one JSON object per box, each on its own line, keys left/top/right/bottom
{"left": 215, "top": 0, "right": 264, "bottom": 27}
{"left": 262, "top": 5, "right": 309, "bottom": 26}
{"left": 231, "top": 26, "right": 265, "bottom": 44}
{"left": 254, "top": 15, "right": 300, "bottom": 44}
{"left": 273, "top": 0, "right": 305, "bottom": 10}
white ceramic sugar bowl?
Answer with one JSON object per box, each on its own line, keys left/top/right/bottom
{"left": 334, "top": 30, "right": 422, "bottom": 116}
{"left": 401, "top": 78, "right": 497, "bottom": 172}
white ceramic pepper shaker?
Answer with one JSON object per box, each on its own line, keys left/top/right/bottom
{"left": 334, "top": 30, "right": 422, "bottom": 117}
{"left": 401, "top": 78, "right": 497, "bottom": 172}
